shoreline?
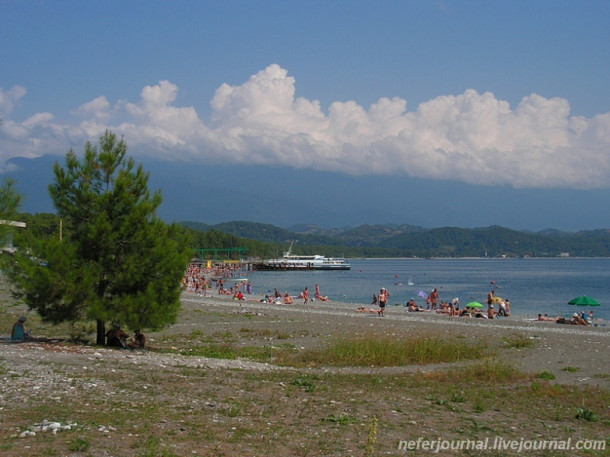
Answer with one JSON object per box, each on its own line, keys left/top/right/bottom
{"left": 181, "top": 291, "right": 610, "bottom": 337}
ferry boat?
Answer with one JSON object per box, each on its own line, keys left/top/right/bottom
{"left": 253, "top": 242, "right": 351, "bottom": 271}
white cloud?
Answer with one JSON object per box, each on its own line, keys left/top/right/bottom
{"left": 0, "top": 85, "right": 27, "bottom": 117}
{"left": 1, "top": 64, "right": 610, "bottom": 189}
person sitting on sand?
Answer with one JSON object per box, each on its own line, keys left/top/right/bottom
{"left": 233, "top": 290, "right": 245, "bottom": 300}
{"left": 405, "top": 299, "right": 426, "bottom": 312}
{"left": 315, "top": 284, "right": 329, "bottom": 301}
{"left": 487, "top": 304, "right": 497, "bottom": 319}
{"left": 11, "top": 316, "right": 31, "bottom": 341}
{"left": 569, "top": 313, "right": 590, "bottom": 326}
{"left": 407, "top": 300, "right": 428, "bottom": 312}
{"left": 106, "top": 326, "right": 129, "bottom": 348}
{"left": 436, "top": 303, "right": 453, "bottom": 315}
{"left": 128, "top": 330, "right": 146, "bottom": 349}
{"left": 458, "top": 308, "right": 471, "bottom": 317}
{"left": 284, "top": 293, "right": 293, "bottom": 305}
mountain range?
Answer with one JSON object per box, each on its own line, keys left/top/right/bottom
{"left": 182, "top": 220, "right": 610, "bottom": 258}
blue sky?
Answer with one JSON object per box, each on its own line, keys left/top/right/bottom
{"left": 1, "top": 1, "right": 610, "bottom": 231}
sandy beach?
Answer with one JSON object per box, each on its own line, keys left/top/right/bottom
{"left": 175, "top": 292, "right": 610, "bottom": 386}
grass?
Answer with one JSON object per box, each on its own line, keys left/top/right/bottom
{"left": 1, "top": 355, "right": 608, "bottom": 457}
{"left": 322, "top": 413, "right": 359, "bottom": 425}
{"left": 536, "top": 370, "right": 557, "bottom": 380}
{"left": 290, "top": 334, "right": 491, "bottom": 367}
{"left": 502, "top": 333, "right": 536, "bottom": 349}
{"left": 421, "top": 359, "right": 529, "bottom": 384}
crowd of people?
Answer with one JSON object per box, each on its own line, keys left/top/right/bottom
{"left": 363, "top": 287, "right": 513, "bottom": 320}
{"left": 6, "top": 263, "right": 602, "bottom": 346}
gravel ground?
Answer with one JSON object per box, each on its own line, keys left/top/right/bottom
{"left": 1, "top": 289, "right": 608, "bottom": 456}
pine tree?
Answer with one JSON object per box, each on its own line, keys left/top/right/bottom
{"left": 10, "top": 131, "right": 192, "bottom": 344}
{"left": 0, "top": 178, "right": 23, "bottom": 245}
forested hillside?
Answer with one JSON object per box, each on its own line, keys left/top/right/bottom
{"left": 14, "top": 214, "right": 610, "bottom": 258}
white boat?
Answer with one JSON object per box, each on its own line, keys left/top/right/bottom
{"left": 255, "top": 242, "right": 351, "bottom": 271}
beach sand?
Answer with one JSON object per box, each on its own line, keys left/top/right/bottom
{"left": 174, "top": 293, "right": 610, "bottom": 387}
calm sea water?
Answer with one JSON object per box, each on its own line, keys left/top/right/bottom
{"left": 240, "top": 258, "right": 610, "bottom": 321}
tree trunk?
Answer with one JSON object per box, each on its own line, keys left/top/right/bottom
{"left": 96, "top": 319, "right": 106, "bottom": 346}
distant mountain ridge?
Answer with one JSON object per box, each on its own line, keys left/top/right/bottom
{"left": 181, "top": 221, "right": 610, "bottom": 257}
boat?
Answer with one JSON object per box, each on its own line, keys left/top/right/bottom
{"left": 253, "top": 242, "right": 351, "bottom": 271}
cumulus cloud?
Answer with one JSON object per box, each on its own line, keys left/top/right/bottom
{"left": 1, "top": 65, "right": 610, "bottom": 189}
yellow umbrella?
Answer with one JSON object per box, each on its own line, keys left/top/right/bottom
{"left": 492, "top": 296, "right": 503, "bottom": 303}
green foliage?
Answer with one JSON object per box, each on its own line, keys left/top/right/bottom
{"left": 575, "top": 407, "right": 599, "bottom": 422}
{"left": 291, "top": 375, "right": 318, "bottom": 392}
{"left": 8, "top": 237, "right": 94, "bottom": 323}
{"left": 8, "top": 131, "right": 192, "bottom": 339}
{"left": 296, "top": 334, "right": 489, "bottom": 367}
{"left": 0, "top": 178, "right": 22, "bottom": 245}
{"left": 502, "top": 334, "right": 535, "bottom": 349}
{"left": 183, "top": 220, "right": 610, "bottom": 258}
{"left": 536, "top": 371, "right": 557, "bottom": 380}
{"left": 68, "top": 437, "right": 91, "bottom": 452}
{"left": 322, "top": 413, "right": 358, "bottom": 425}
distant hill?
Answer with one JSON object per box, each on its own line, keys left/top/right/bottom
{"left": 181, "top": 221, "right": 610, "bottom": 257}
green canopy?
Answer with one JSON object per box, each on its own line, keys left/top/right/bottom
{"left": 568, "top": 296, "right": 601, "bottom": 306}
{"left": 465, "top": 301, "right": 484, "bottom": 308}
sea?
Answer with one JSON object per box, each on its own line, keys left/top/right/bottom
{"left": 237, "top": 258, "right": 610, "bottom": 321}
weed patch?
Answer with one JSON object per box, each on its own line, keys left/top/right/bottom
{"left": 291, "top": 334, "right": 490, "bottom": 367}
{"left": 502, "top": 333, "right": 535, "bottom": 349}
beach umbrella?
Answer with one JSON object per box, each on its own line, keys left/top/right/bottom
{"left": 492, "top": 296, "right": 503, "bottom": 303}
{"left": 466, "top": 301, "right": 484, "bottom": 309}
{"left": 568, "top": 296, "right": 601, "bottom": 306}
{"left": 415, "top": 290, "right": 428, "bottom": 298}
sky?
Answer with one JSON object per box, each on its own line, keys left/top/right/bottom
{"left": 1, "top": 1, "right": 610, "bottom": 231}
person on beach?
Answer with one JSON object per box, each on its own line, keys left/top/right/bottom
{"left": 487, "top": 304, "right": 497, "bottom": 319}
{"left": 371, "top": 294, "right": 378, "bottom": 306}
{"left": 106, "top": 326, "right": 129, "bottom": 348}
{"left": 428, "top": 288, "right": 439, "bottom": 310}
{"left": 284, "top": 293, "right": 293, "bottom": 304}
{"left": 128, "top": 330, "right": 146, "bottom": 349}
{"left": 378, "top": 288, "right": 389, "bottom": 316}
{"left": 315, "top": 284, "right": 329, "bottom": 301}
{"left": 497, "top": 300, "right": 508, "bottom": 316}
{"left": 11, "top": 316, "right": 31, "bottom": 341}
{"left": 357, "top": 306, "right": 380, "bottom": 313}
{"left": 537, "top": 314, "right": 563, "bottom": 322}
{"left": 302, "top": 287, "right": 310, "bottom": 305}
{"left": 569, "top": 313, "right": 590, "bottom": 326}
{"left": 405, "top": 299, "right": 425, "bottom": 312}
{"left": 487, "top": 290, "right": 495, "bottom": 306}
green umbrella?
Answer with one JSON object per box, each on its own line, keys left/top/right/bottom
{"left": 568, "top": 296, "right": 601, "bottom": 306}
{"left": 466, "top": 301, "right": 484, "bottom": 308}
